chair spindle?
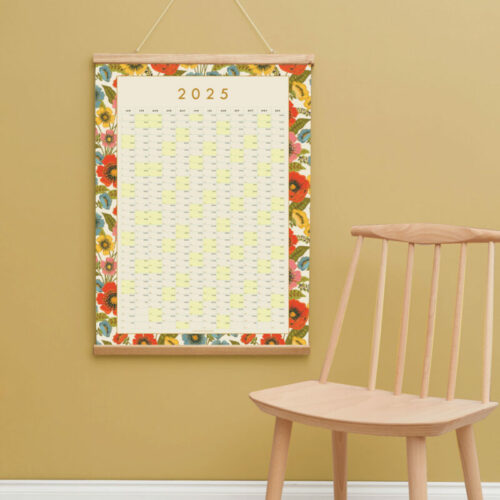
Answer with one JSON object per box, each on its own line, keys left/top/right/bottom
{"left": 447, "top": 243, "right": 467, "bottom": 401}
{"left": 394, "top": 243, "right": 415, "bottom": 395}
{"left": 482, "top": 242, "right": 494, "bottom": 404}
{"left": 368, "top": 239, "right": 388, "bottom": 390}
{"left": 420, "top": 244, "right": 441, "bottom": 398}
{"left": 319, "top": 236, "right": 363, "bottom": 384}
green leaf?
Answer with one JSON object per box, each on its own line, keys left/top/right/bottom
{"left": 174, "top": 70, "right": 186, "bottom": 76}
{"left": 103, "top": 85, "right": 116, "bottom": 103}
{"left": 108, "top": 64, "right": 124, "bottom": 73}
{"left": 290, "top": 70, "right": 311, "bottom": 84}
{"left": 290, "top": 162, "right": 305, "bottom": 171}
{"left": 95, "top": 185, "right": 108, "bottom": 194}
{"left": 96, "top": 313, "right": 108, "bottom": 321}
{"left": 109, "top": 317, "right": 117, "bottom": 327}
{"left": 109, "top": 190, "right": 117, "bottom": 199}
{"left": 290, "top": 325, "right": 309, "bottom": 337}
{"left": 289, "top": 289, "right": 305, "bottom": 299}
{"left": 158, "top": 334, "right": 167, "bottom": 345}
{"left": 236, "top": 65, "right": 252, "bottom": 73}
{"left": 230, "top": 340, "right": 240, "bottom": 345}
{"left": 291, "top": 198, "right": 310, "bottom": 211}
{"left": 290, "top": 246, "right": 308, "bottom": 261}
{"left": 100, "top": 340, "right": 112, "bottom": 345}
{"left": 103, "top": 213, "right": 116, "bottom": 232}
{"left": 291, "top": 118, "right": 310, "bottom": 135}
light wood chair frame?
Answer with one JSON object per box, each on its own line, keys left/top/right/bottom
{"left": 250, "top": 223, "right": 499, "bottom": 500}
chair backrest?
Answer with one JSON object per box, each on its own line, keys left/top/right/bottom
{"left": 319, "top": 223, "right": 500, "bottom": 403}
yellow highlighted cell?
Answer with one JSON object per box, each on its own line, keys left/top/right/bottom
{"left": 121, "top": 280, "right": 135, "bottom": 295}
{"left": 135, "top": 162, "right": 162, "bottom": 177}
{"left": 203, "top": 142, "right": 216, "bottom": 156}
{"left": 258, "top": 259, "right": 270, "bottom": 274}
{"left": 162, "top": 287, "right": 176, "bottom": 302}
{"left": 217, "top": 314, "right": 230, "bottom": 329}
{"left": 135, "top": 211, "right": 162, "bottom": 225}
{"left": 203, "top": 190, "right": 216, "bottom": 204}
{"left": 162, "top": 190, "right": 176, "bottom": 205}
{"left": 176, "top": 225, "right": 190, "bottom": 239}
{"left": 135, "top": 259, "right": 162, "bottom": 274}
{"left": 257, "top": 210, "right": 271, "bottom": 226}
{"left": 257, "top": 114, "right": 271, "bottom": 128}
{"left": 203, "top": 238, "right": 217, "bottom": 253}
{"left": 176, "top": 128, "right": 189, "bottom": 142}
{"left": 217, "top": 170, "right": 230, "bottom": 184}
{"left": 257, "top": 307, "right": 271, "bottom": 322}
{"left": 217, "top": 218, "right": 230, "bottom": 232}
{"left": 162, "top": 141, "right": 176, "bottom": 156}
{"left": 189, "top": 252, "right": 203, "bottom": 266}
{"left": 176, "top": 176, "right": 190, "bottom": 190}
{"left": 149, "top": 308, "right": 162, "bottom": 323}
{"left": 121, "top": 231, "right": 135, "bottom": 246}
{"left": 203, "top": 287, "right": 216, "bottom": 302}
{"left": 230, "top": 148, "right": 244, "bottom": 163}
{"left": 162, "top": 238, "right": 176, "bottom": 253}
{"left": 216, "top": 121, "right": 230, "bottom": 135}
{"left": 244, "top": 280, "right": 257, "bottom": 294}
{"left": 217, "top": 266, "right": 230, "bottom": 281}
{"left": 176, "top": 273, "right": 190, "bottom": 287}
{"left": 189, "top": 155, "right": 203, "bottom": 170}
{"left": 230, "top": 294, "right": 243, "bottom": 309}
{"left": 244, "top": 183, "right": 257, "bottom": 198}
{"left": 230, "top": 197, "right": 243, "bottom": 212}
{"left": 257, "top": 162, "right": 271, "bottom": 177}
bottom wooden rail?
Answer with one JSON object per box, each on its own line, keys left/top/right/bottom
{"left": 93, "top": 345, "right": 310, "bottom": 356}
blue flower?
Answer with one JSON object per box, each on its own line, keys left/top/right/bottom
{"left": 211, "top": 334, "right": 230, "bottom": 345}
{"left": 96, "top": 213, "right": 105, "bottom": 236}
{"left": 298, "top": 256, "right": 310, "bottom": 271}
{"left": 99, "top": 320, "right": 112, "bottom": 337}
{"left": 95, "top": 150, "right": 104, "bottom": 165}
{"left": 96, "top": 279, "right": 104, "bottom": 293}
{"left": 182, "top": 333, "right": 206, "bottom": 345}
{"left": 99, "top": 65, "right": 112, "bottom": 82}
{"left": 297, "top": 129, "right": 311, "bottom": 143}
{"left": 207, "top": 70, "right": 220, "bottom": 76}
{"left": 95, "top": 85, "right": 105, "bottom": 108}
{"left": 227, "top": 65, "right": 239, "bottom": 76}
{"left": 99, "top": 193, "right": 112, "bottom": 210}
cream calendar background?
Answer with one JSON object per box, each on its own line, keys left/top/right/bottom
{"left": 117, "top": 77, "right": 289, "bottom": 334}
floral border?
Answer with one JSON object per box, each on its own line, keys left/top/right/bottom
{"left": 95, "top": 62, "right": 311, "bottom": 347}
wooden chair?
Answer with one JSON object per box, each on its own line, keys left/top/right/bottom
{"left": 250, "top": 224, "right": 499, "bottom": 500}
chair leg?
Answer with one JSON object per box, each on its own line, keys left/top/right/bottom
{"left": 406, "top": 436, "right": 428, "bottom": 500}
{"left": 265, "top": 417, "right": 293, "bottom": 500}
{"left": 457, "top": 425, "right": 483, "bottom": 500}
{"left": 332, "top": 431, "right": 347, "bottom": 500}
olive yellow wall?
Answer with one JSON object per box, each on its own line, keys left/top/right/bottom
{"left": 0, "top": 0, "right": 499, "bottom": 482}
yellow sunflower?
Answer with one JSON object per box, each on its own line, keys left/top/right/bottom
{"left": 96, "top": 105, "right": 114, "bottom": 127}
{"left": 180, "top": 64, "right": 198, "bottom": 69}
{"left": 119, "top": 63, "right": 147, "bottom": 75}
{"left": 96, "top": 234, "right": 115, "bottom": 255}
{"left": 291, "top": 81, "right": 311, "bottom": 109}
{"left": 248, "top": 64, "right": 275, "bottom": 75}
{"left": 291, "top": 337, "right": 307, "bottom": 345}
{"left": 163, "top": 337, "right": 179, "bottom": 345}
{"left": 292, "top": 209, "right": 310, "bottom": 236}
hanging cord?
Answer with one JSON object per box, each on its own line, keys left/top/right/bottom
{"left": 135, "top": 0, "right": 275, "bottom": 54}
{"left": 135, "top": 0, "right": 176, "bottom": 53}
{"left": 233, "top": 0, "right": 275, "bottom": 53}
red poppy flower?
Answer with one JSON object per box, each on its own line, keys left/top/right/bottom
{"left": 289, "top": 228, "right": 298, "bottom": 255}
{"left": 133, "top": 334, "right": 158, "bottom": 345}
{"left": 289, "top": 100, "right": 298, "bottom": 127}
{"left": 97, "top": 282, "right": 117, "bottom": 315}
{"left": 113, "top": 333, "right": 127, "bottom": 344}
{"left": 97, "top": 154, "right": 117, "bottom": 187}
{"left": 289, "top": 299, "right": 309, "bottom": 330}
{"left": 279, "top": 64, "right": 307, "bottom": 75}
{"left": 151, "top": 64, "right": 179, "bottom": 75}
{"left": 113, "top": 206, "right": 117, "bottom": 216}
{"left": 241, "top": 334, "right": 256, "bottom": 344}
{"left": 112, "top": 78, "right": 118, "bottom": 88}
{"left": 289, "top": 171, "right": 310, "bottom": 203}
{"left": 260, "top": 334, "right": 285, "bottom": 345}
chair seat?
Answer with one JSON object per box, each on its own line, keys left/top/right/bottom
{"left": 250, "top": 381, "right": 497, "bottom": 437}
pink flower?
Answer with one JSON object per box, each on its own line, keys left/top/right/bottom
{"left": 289, "top": 259, "right": 301, "bottom": 290}
{"left": 100, "top": 257, "right": 117, "bottom": 276}
{"left": 289, "top": 132, "right": 301, "bottom": 162}
{"left": 101, "top": 129, "right": 117, "bottom": 148}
